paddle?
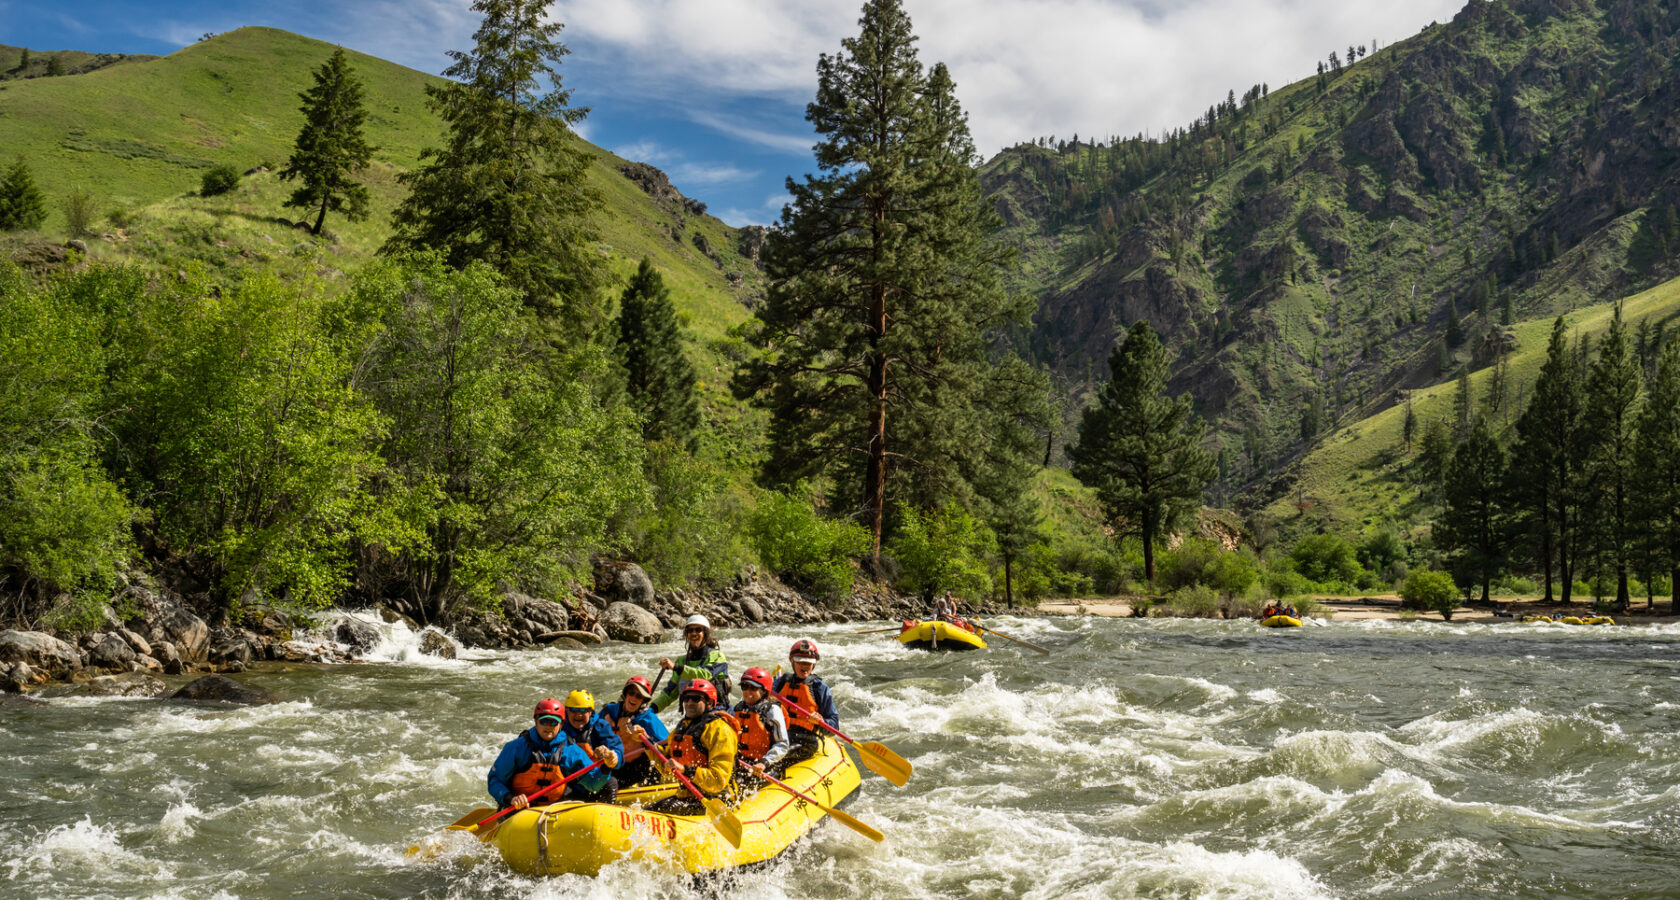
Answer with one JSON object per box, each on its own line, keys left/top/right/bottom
{"left": 447, "top": 749, "right": 644, "bottom": 839}
{"left": 640, "top": 734, "right": 744, "bottom": 849}
{"left": 845, "top": 626, "right": 904, "bottom": 636}
{"left": 777, "top": 694, "right": 912, "bottom": 787}
{"left": 975, "top": 624, "right": 1051, "bottom": 654}
{"left": 753, "top": 768, "right": 883, "bottom": 842}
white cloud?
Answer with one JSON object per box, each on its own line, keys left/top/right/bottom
{"left": 558, "top": 0, "right": 1466, "bottom": 157}
{"left": 717, "top": 191, "right": 794, "bottom": 229}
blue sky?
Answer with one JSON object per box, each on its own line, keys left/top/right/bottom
{"left": 2, "top": 0, "right": 1465, "bottom": 226}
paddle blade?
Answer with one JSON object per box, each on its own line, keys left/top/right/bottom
{"left": 825, "top": 805, "right": 884, "bottom": 842}
{"left": 445, "top": 807, "right": 499, "bottom": 832}
{"left": 702, "top": 797, "right": 745, "bottom": 849}
{"left": 855, "top": 741, "right": 912, "bottom": 786}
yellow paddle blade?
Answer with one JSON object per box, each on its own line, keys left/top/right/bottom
{"left": 824, "top": 804, "right": 884, "bottom": 842}
{"left": 702, "top": 797, "right": 745, "bottom": 849}
{"left": 854, "top": 740, "right": 912, "bottom": 786}
{"left": 445, "top": 807, "right": 499, "bottom": 832}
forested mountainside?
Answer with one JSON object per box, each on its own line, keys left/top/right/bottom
{"left": 984, "top": 0, "right": 1680, "bottom": 504}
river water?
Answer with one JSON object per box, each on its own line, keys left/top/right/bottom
{"left": 3, "top": 613, "right": 1679, "bottom": 899}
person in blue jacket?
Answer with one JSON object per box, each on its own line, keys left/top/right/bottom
{"left": 558, "top": 689, "right": 624, "bottom": 802}
{"left": 600, "top": 675, "right": 668, "bottom": 787}
{"left": 487, "top": 698, "right": 601, "bottom": 810}
{"left": 772, "top": 638, "right": 840, "bottom": 769}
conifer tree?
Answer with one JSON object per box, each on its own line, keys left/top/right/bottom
{"left": 1583, "top": 308, "right": 1643, "bottom": 610}
{"left": 1418, "top": 417, "right": 1452, "bottom": 497}
{"left": 384, "top": 0, "right": 605, "bottom": 332}
{"left": 17, "top": 49, "right": 29, "bottom": 73}
{"left": 1069, "top": 321, "right": 1215, "bottom": 582}
{"left": 1402, "top": 396, "right": 1417, "bottom": 453}
{"left": 1509, "top": 319, "right": 1584, "bottom": 602}
{"left": 0, "top": 156, "right": 47, "bottom": 231}
{"left": 1452, "top": 367, "right": 1473, "bottom": 439}
{"left": 738, "top": 0, "right": 1038, "bottom": 560}
{"left": 1635, "top": 339, "right": 1680, "bottom": 610}
{"left": 280, "top": 48, "right": 375, "bottom": 236}
{"left": 615, "top": 258, "right": 699, "bottom": 448}
{"left": 1439, "top": 416, "right": 1506, "bottom": 604}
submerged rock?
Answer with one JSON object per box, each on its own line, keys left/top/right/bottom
{"left": 76, "top": 672, "right": 167, "bottom": 698}
{"left": 172, "top": 675, "right": 276, "bottom": 705}
{"left": 333, "top": 617, "right": 382, "bottom": 656}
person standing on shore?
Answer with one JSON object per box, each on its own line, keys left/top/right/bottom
{"left": 772, "top": 638, "right": 839, "bottom": 767}
{"left": 651, "top": 614, "right": 730, "bottom": 712}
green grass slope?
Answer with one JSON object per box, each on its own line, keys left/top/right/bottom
{"left": 1267, "top": 272, "right": 1680, "bottom": 535}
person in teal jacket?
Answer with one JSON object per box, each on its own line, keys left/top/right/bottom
{"left": 652, "top": 614, "right": 729, "bottom": 712}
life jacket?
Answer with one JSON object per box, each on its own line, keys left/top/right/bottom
{"left": 608, "top": 703, "right": 643, "bottom": 748}
{"left": 733, "top": 700, "right": 775, "bottom": 762}
{"left": 669, "top": 709, "right": 740, "bottom": 768}
{"left": 777, "top": 678, "right": 821, "bottom": 733}
{"left": 507, "top": 731, "right": 577, "bottom": 804}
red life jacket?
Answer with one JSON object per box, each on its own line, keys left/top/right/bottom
{"left": 668, "top": 710, "right": 740, "bottom": 768}
{"left": 507, "top": 733, "right": 569, "bottom": 805}
{"left": 777, "top": 679, "right": 821, "bottom": 733}
{"left": 733, "top": 701, "right": 775, "bottom": 761}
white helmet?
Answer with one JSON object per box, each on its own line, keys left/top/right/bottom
{"left": 684, "top": 614, "right": 711, "bottom": 631}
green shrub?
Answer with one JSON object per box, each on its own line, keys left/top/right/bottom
{"left": 1290, "top": 533, "right": 1365, "bottom": 587}
{"left": 1490, "top": 575, "right": 1537, "bottom": 596}
{"left": 106, "top": 205, "right": 138, "bottom": 229}
{"left": 1221, "top": 582, "right": 1269, "bottom": 619}
{"left": 1155, "top": 584, "right": 1221, "bottom": 618}
{"left": 62, "top": 188, "right": 96, "bottom": 237}
{"left": 1401, "top": 569, "right": 1460, "bottom": 620}
{"left": 1263, "top": 564, "right": 1311, "bottom": 599}
{"left": 1158, "top": 538, "right": 1260, "bottom": 598}
{"left": 889, "top": 503, "right": 994, "bottom": 601}
{"left": 200, "top": 164, "right": 240, "bottom": 197}
{"left": 748, "top": 487, "right": 871, "bottom": 601}
{"left": 623, "top": 439, "right": 753, "bottom": 588}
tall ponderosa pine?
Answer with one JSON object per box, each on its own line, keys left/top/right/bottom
{"left": 739, "top": 0, "right": 1037, "bottom": 559}
{"left": 615, "top": 258, "right": 699, "bottom": 447}
{"left": 0, "top": 156, "right": 48, "bottom": 231}
{"left": 1069, "top": 321, "right": 1215, "bottom": 582}
{"left": 1509, "top": 319, "right": 1584, "bottom": 602}
{"left": 280, "top": 48, "right": 376, "bottom": 236}
{"left": 1635, "top": 339, "right": 1680, "bottom": 611}
{"left": 384, "top": 0, "right": 605, "bottom": 331}
{"left": 1582, "top": 307, "right": 1643, "bottom": 610}
{"left": 1439, "top": 416, "right": 1506, "bottom": 604}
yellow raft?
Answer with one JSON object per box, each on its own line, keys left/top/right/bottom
{"left": 1261, "top": 615, "right": 1304, "bottom": 628}
{"left": 897, "top": 619, "right": 987, "bottom": 651}
{"left": 489, "top": 734, "right": 861, "bottom": 876}
{"left": 1519, "top": 614, "right": 1615, "bottom": 625}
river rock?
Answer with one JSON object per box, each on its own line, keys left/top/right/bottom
{"left": 78, "top": 672, "right": 167, "bottom": 698}
{"left": 0, "top": 691, "right": 46, "bottom": 708}
{"left": 119, "top": 628, "right": 153, "bottom": 658}
{"left": 88, "top": 633, "right": 139, "bottom": 671}
{"left": 535, "top": 629, "right": 604, "bottom": 645}
{"left": 544, "top": 637, "right": 588, "bottom": 650}
{"left": 740, "top": 598, "right": 766, "bottom": 623}
{"left": 602, "top": 601, "right": 664, "bottom": 644}
{"left": 208, "top": 629, "right": 254, "bottom": 667}
{"left": 0, "top": 630, "right": 82, "bottom": 676}
{"left": 153, "top": 607, "right": 210, "bottom": 661}
{"left": 418, "top": 629, "right": 457, "bottom": 659}
{"left": 242, "top": 606, "right": 293, "bottom": 640}
{"left": 596, "top": 561, "right": 655, "bottom": 608}
{"left": 172, "top": 675, "right": 276, "bottom": 705}
{"left": 503, "top": 592, "right": 572, "bottom": 634}
{"left": 333, "top": 617, "right": 382, "bottom": 656}
{"left": 2, "top": 661, "right": 39, "bottom": 692}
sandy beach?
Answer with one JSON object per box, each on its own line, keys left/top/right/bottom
{"left": 1036, "top": 597, "right": 1680, "bottom": 625}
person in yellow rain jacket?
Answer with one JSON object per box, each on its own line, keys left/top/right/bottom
{"left": 639, "top": 679, "right": 738, "bottom": 802}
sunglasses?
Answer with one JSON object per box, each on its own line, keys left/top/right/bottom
{"left": 536, "top": 715, "right": 563, "bottom": 725}
{"left": 684, "top": 627, "right": 705, "bottom": 634}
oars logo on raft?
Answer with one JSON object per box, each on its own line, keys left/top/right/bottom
{"left": 619, "top": 810, "right": 679, "bottom": 840}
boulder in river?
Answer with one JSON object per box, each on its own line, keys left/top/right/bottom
{"left": 602, "top": 601, "right": 665, "bottom": 644}
{"left": 152, "top": 607, "right": 210, "bottom": 661}
{"left": 333, "top": 617, "right": 382, "bottom": 656}
{"left": 0, "top": 630, "right": 82, "bottom": 677}
{"left": 88, "top": 633, "right": 139, "bottom": 671}
{"left": 208, "top": 629, "right": 255, "bottom": 667}
{"left": 503, "top": 592, "right": 571, "bottom": 634}
{"left": 535, "top": 629, "right": 603, "bottom": 645}
{"left": 3, "top": 660, "right": 40, "bottom": 692}
{"left": 418, "top": 629, "right": 457, "bottom": 659}
{"left": 595, "top": 560, "right": 655, "bottom": 608}
{"left": 172, "top": 675, "right": 276, "bottom": 705}
{"left": 76, "top": 672, "right": 167, "bottom": 698}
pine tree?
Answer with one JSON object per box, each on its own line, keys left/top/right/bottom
{"left": 383, "top": 0, "right": 605, "bottom": 331}
{"left": 280, "top": 48, "right": 375, "bottom": 235}
{"left": 0, "top": 156, "right": 48, "bottom": 231}
{"left": 1509, "top": 319, "right": 1584, "bottom": 602}
{"left": 1418, "top": 417, "right": 1452, "bottom": 496}
{"left": 1402, "top": 396, "right": 1417, "bottom": 453}
{"left": 16, "top": 48, "right": 29, "bottom": 73}
{"left": 1446, "top": 302, "right": 1463, "bottom": 346}
{"left": 1452, "top": 367, "right": 1474, "bottom": 439}
{"left": 1069, "top": 321, "right": 1215, "bottom": 582}
{"left": 1439, "top": 416, "right": 1506, "bottom": 604}
{"left": 738, "top": 0, "right": 1039, "bottom": 560}
{"left": 615, "top": 258, "right": 699, "bottom": 447}
{"left": 1635, "top": 339, "right": 1680, "bottom": 611}
{"left": 1582, "top": 307, "right": 1643, "bottom": 610}
{"left": 46, "top": 54, "right": 62, "bottom": 76}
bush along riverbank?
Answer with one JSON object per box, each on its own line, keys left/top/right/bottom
{"left": 0, "top": 561, "right": 1046, "bottom": 696}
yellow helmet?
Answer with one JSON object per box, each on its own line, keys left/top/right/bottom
{"left": 564, "top": 689, "right": 595, "bottom": 711}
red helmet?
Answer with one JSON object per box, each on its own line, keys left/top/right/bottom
{"left": 790, "top": 638, "right": 820, "bottom": 662}
{"left": 740, "top": 667, "right": 773, "bottom": 694}
{"left": 680, "top": 679, "right": 718, "bottom": 705}
{"left": 533, "top": 697, "right": 565, "bottom": 719}
{"left": 624, "top": 675, "right": 653, "bottom": 699}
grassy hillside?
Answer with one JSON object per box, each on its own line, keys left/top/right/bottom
{"left": 0, "top": 26, "right": 762, "bottom": 386}
{"left": 1267, "top": 272, "right": 1680, "bottom": 538}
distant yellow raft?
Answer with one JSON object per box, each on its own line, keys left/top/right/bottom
{"left": 1261, "top": 615, "right": 1303, "bottom": 628}
{"left": 897, "top": 619, "right": 987, "bottom": 651}
{"left": 1519, "top": 614, "right": 1615, "bottom": 625}
{"left": 490, "top": 734, "right": 861, "bottom": 876}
